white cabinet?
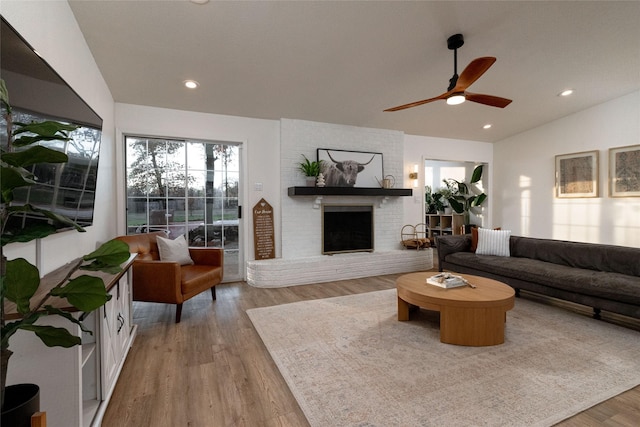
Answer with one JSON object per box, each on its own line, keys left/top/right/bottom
{"left": 5, "top": 255, "right": 136, "bottom": 427}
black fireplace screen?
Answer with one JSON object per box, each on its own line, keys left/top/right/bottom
{"left": 322, "top": 205, "right": 374, "bottom": 254}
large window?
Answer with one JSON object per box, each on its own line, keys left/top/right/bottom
{"left": 125, "top": 136, "right": 240, "bottom": 279}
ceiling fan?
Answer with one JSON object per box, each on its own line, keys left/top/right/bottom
{"left": 384, "top": 34, "right": 512, "bottom": 112}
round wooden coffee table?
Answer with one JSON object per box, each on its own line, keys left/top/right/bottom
{"left": 396, "top": 272, "right": 515, "bottom": 346}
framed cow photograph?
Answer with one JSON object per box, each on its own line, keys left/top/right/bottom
{"left": 317, "top": 148, "right": 383, "bottom": 188}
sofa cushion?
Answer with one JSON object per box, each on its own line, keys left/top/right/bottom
{"left": 510, "top": 236, "right": 640, "bottom": 276}
{"left": 444, "top": 252, "right": 640, "bottom": 304}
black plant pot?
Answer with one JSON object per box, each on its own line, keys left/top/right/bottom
{"left": 1, "top": 384, "right": 40, "bottom": 427}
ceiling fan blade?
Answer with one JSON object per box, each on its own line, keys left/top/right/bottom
{"left": 384, "top": 93, "right": 449, "bottom": 112}
{"left": 465, "top": 92, "right": 512, "bottom": 108}
{"left": 454, "top": 57, "right": 496, "bottom": 91}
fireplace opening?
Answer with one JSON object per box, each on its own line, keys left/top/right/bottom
{"left": 322, "top": 204, "right": 374, "bottom": 255}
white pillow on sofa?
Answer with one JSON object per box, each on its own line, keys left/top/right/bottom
{"left": 476, "top": 228, "right": 511, "bottom": 257}
{"left": 156, "top": 234, "right": 194, "bottom": 265}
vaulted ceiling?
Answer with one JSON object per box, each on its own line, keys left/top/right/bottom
{"left": 69, "top": 1, "right": 640, "bottom": 142}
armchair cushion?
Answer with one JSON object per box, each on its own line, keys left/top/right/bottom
{"left": 157, "top": 234, "right": 194, "bottom": 265}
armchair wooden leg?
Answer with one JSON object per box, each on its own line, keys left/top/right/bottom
{"left": 211, "top": 286, "right": 216, "bottom": 301}
{"left": 175, "top": 303, "right": 183, "bottom": 323}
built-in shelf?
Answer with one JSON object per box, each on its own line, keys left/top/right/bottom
{"left": 288, "top": 186, "right": 413, "bottom": 197}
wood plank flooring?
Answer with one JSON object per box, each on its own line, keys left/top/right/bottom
{"left": 103, "top": 270, "right": 640, "bottom": 427}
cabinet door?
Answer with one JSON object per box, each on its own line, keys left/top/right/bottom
{"left": 114, "top": 279, "right": 131, "bottom": 359}
{"left": 101, "top": 278, "right": 133, "bottom": 395}
{"left": 101, "top": 289, "right": 119, "bottom": 393}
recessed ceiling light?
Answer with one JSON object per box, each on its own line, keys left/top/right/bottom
{"left": 184, "top": 80, "right": 199, "bottom": 89}
{"left": 189, "top": 0, "right": 209, "bottom": 4}
{"left": 558, "top": 89, "right": 574, "bottom": 97}
{"left": 483, "top": 124, "right": 492, "bottom": 129}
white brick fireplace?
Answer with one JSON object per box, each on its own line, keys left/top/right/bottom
{"left": 247, "top": 119, "right": 432, "bottom": 287}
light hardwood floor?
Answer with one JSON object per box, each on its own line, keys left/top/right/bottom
{"left": 103, "top": 269, "right": 640, "bottom": 426}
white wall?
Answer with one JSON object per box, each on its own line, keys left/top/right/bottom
{"left": 2, "top": 2, "right": 118, "bottom": 425}
{"left": 403, "top": 135, "right": 494, "bottom": 227}
{"left": 280, "top": 119, "right": 405, "bottom": 258}
{"left": 494, "top": 91, "right": 640, "bottom": 246}
{"left": 2, "top": 1, "right": 117, "bottom": 274}
{"left": 114, "top": 103, "right": 281, "bottom": 264}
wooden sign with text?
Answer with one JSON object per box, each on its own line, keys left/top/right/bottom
{"left": 252, "top": 198, "right": 275, "bottom": 260}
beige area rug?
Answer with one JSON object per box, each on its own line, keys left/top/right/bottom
{"left": 247, "top": 289, "right": 640, "bottom": 426}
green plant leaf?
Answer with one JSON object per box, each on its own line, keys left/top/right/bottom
{"left": 471, "top": 193, "right": 487, "bottom": 207}
{"left": 448, "top": 198, "right": 465, "bottom": 214}
{"left": 1, "top": 222, "right": 59, "bottom": 246}
{"left": 11, "top": 121, "right": 78, "bottom": 147}
{"left": 50, "top": 275, "right": 112, "bottom": 312}
{"left": 19, "top": 324, "right": 81, "bottom": 348}
{"left": 3, "top": 204, "right": 85, "bottom": 235}
{"left": 1, "top": 146, "right": 69, "bottom": 167}
{"left": 1, "top": 164, "right": 36, "bottom": 202}
{"left": 43, "top": 306, "right": 93, "bottom": 335}
{"left": 4, "top": 258, "right": 40, "bottom": 314}
{"left": 471, "top": 165, "right": 484, "bottom": 184}
{"left": 82, "top": 239, "right": 131, "bottom": 270}
{"left": 456, "top": 182, "right": 469, "bottom": 194}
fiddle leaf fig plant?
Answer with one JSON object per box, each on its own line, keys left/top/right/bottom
{"left": 1, "top": 79, "right": 131, "bottom": 408}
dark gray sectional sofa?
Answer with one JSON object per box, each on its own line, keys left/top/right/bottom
{"left": 436, "top": 234, "right": 640, "bottom": 320}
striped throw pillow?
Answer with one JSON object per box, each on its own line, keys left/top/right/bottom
{"left": 476, "top": 228, "right": 511, "bottom": 257}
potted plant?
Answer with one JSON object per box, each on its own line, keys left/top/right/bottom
{"left": 1, "top": 79, "right": 130, "bottom": 422}
{"left": 425, "top": 186, "right": 445, "bottom": 214}
{"left": 443, "top": 165, "right": 487, "bottom": 224}
{"left": 435, "top": 181, "right": 458, "bottom": 213}
{"left": 298, "top": 155, "right": 323, "bottom": 186}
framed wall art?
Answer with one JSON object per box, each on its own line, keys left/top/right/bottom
{"left": 609, "top": 144, "right": 640, "bottom": 197}
{"left": 317, "top": 148, "right": 383, "bottom": 188}
{"left": 555, "top": 150, "right": 599, "bottom": 198}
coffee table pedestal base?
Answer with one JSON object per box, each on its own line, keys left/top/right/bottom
{"left": 440, "top": 306, "right": 506, "bottom": 346}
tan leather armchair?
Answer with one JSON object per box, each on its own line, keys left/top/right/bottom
{"left": 115, "top": 231, "right": 224, "bottom": 323}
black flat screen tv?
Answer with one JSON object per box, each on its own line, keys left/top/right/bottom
{"left": 1, "top": 16, "right": 103, "bottom": 233}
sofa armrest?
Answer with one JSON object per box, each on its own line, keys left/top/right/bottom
{"left": 189, "top": 247, "right": 224, "bottom": 267}
{"left": 131, "top": 260, "right": 183, "bottom": 303}
{"left": 436, "top": 235, "right": 472, "bottom": 271}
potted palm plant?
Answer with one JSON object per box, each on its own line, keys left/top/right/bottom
{"left": 1, "top": 79, "right": 130, "bottom": 424}
{"left": 298, "top": 155, "right": 323, "bottom": 186}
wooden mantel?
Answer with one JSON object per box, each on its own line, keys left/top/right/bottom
{"left": 287, "top": 186, "right": 412, "bottom": 197}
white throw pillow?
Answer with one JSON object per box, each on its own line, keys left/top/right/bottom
{"left": 475, "top": 228, "right": 511, "bottom": 257}
{"left": 156, "top": 234, "right": 194, "bottom": 265}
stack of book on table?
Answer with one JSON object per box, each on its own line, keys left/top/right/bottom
{"left": 427, "top": 273, "right": 468, "bottom": 288}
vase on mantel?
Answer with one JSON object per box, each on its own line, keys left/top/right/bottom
{"left": 305, "top": 177, "right": 316, "bottom": 187}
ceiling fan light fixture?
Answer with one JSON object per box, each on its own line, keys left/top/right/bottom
{"left": 446, "top": 93, "right": 466, "bottom": 105}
